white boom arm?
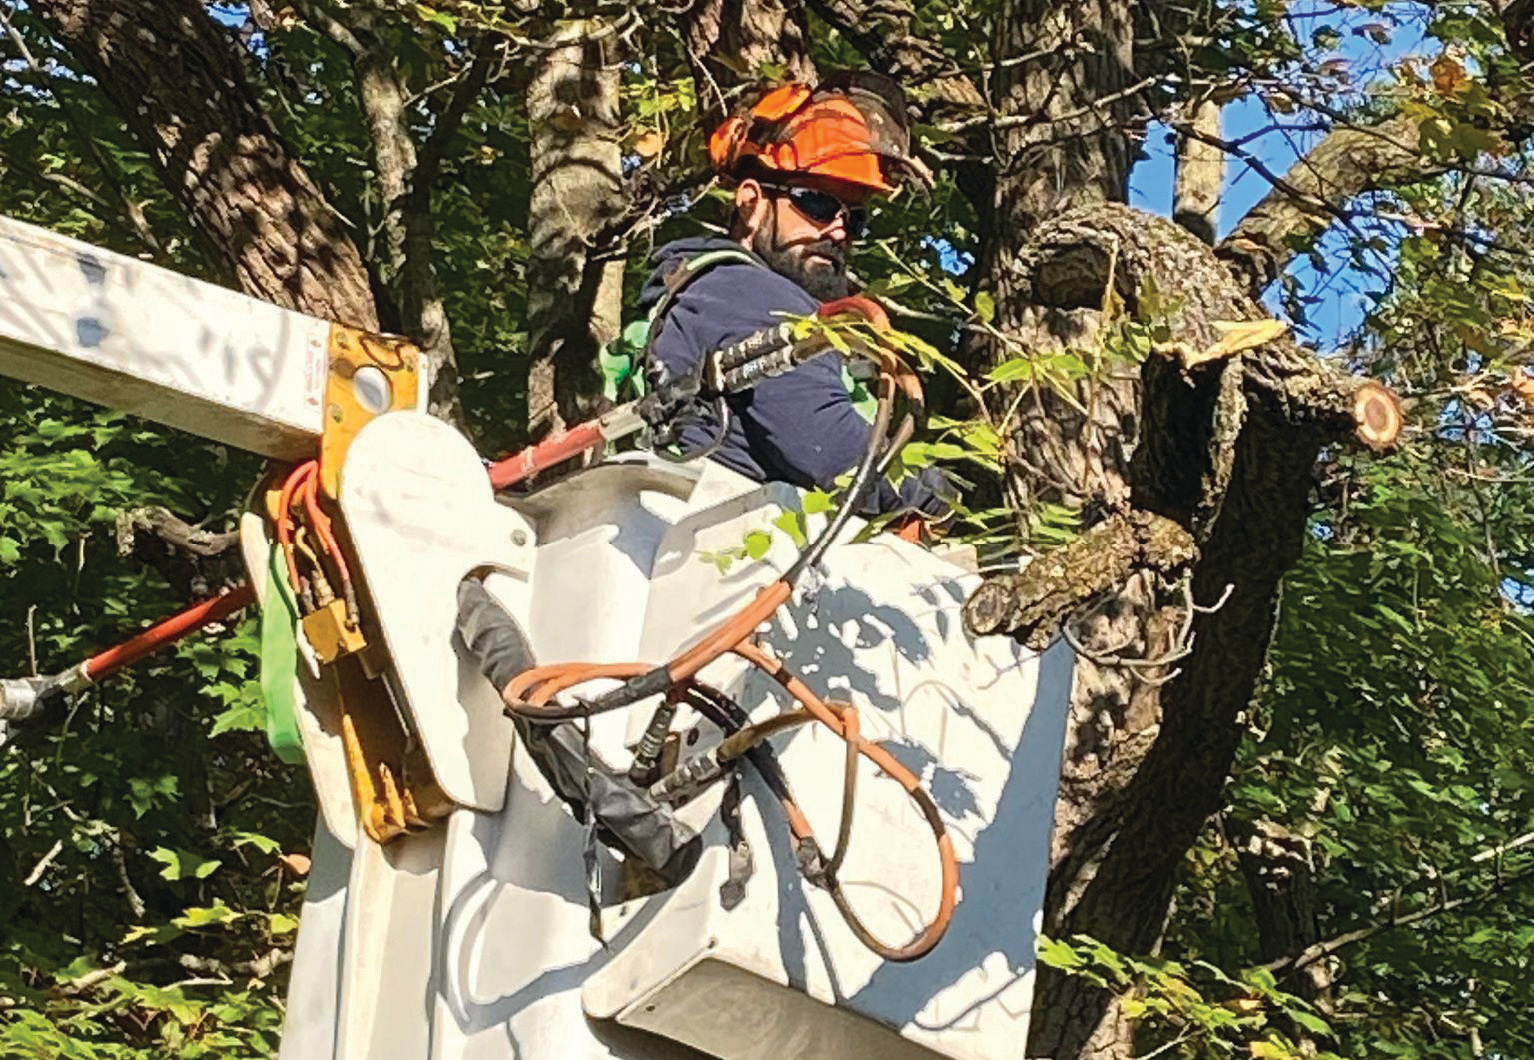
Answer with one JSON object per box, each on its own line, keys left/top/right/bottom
{"left": 0, "top": 214, "right": 330, "bottom": 457}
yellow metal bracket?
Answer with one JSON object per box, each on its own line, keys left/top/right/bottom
{"left": 318, "top": 324, "right": 422, "bottom": 500}
{"left": 265, "top": 325, "right": 453, "bottom": 844}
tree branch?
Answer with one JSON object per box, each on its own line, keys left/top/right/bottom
{"left": 414, "top": 37, "right": 498, "bottom": 190}
{"left": 1217, "top": 114, "right": 1434, "bottom": 293}
{"left": 0, "top": 1, "right": 164, "bottom": 257}
{"left": 1261, "top": 864, "right": 1534, "bottom": 977}
{"left": 1173, "top": 98, "right": 1222, "bottom": 245}
{"left": 965, "top": 511, "right": 1197, "bottom": 648}
{"left": 803, "top": 0, "right": 983, "bottom": 111}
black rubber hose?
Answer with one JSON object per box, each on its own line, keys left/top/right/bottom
{"left": 458, "top": 579, "right": 702, "bottom": 885}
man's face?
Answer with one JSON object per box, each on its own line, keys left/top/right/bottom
{"left": 736, "top": 177, "right": 869, "bottom": 301}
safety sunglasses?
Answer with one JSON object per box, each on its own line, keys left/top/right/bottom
{"left": 765, "top": 184, "right": 868, "bottom": 239}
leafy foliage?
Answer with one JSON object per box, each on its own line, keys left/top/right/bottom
{"left": 2, "top": 1, "right": 1533, "bottom": 1058}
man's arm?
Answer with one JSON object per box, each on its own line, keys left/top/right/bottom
{"left": 735, "top": 355, "right": 951, "bottom": 516}
{"left": 648, "top": 262, "right": 951, "bottom": 516}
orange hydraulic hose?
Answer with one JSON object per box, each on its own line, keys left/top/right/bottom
{"left": 82, "top": 583, "right": 257, "bottom": 684}
{"left": 275, "top": 461, "right": 315, "bottom": 597}
{"left": 731, "top": 640, "right": 958, "bottom": 962}
{"left": 506, "top": 662, "right": 650, "bottom": 707}
{"left": 298, "top": 470, "right": 360, "bottom": 625}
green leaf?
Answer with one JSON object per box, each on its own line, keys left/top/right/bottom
{"left": 986, "top": 357, "right": 1036, "bottom": 383}
{"left": 803, "top": 489, "right": 835, "bottom": 515}
{"left": 148, "top": 847, "right": 222, "bottom": 882}
{"left": 413, "top": 3, "right": 458, "bottom": 32}
{"left": 975, "top": 291, "right": 996, "bottom": 324}
{"left": 1289, "top": 1010, "right": 1332, "bottom": 1036}
{"left": 1036, "top": 936, "right": 1084, "bottom": 971}
{"left": 743, "top": 529, "right": 773, "bottom": 560}
{"left": 173, "top": 901, "right": 239, "bottom": 928}
{"left": 128, "top": 773, "right": 179, "bottom": 817}
{"left": 229, "top": 830, "right": 281, "bottom": 855}
{"left": 773, "top": 509, "right": 808, "bottom": 548}
{"left": 209, "top": 697, "right": 265, "bottom": 737}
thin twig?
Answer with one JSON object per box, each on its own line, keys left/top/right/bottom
{"left": 25, "top": 604, "right": 37, "bottom": 676}
{"left": 1061, "top": 577, "right": 1234, "bottom": 685}
{"left": 23, "top": 839, "right": 63, "bottom": 886}
{"left": 112, "top": 838, "right": 146, "bottom": 920}
{"left": 0, "top": 2, "right": 163, "bottom": 255}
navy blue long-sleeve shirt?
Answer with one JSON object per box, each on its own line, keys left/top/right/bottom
{"left": 642, "top": 237, "right": 948, "bottom": 516}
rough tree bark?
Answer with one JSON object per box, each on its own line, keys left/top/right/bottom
{"left": 525, "top": 19, "right": 624, "bottom": 438}
{"left": 684, "top": 0, "right": 814, "bottom": 115}
{"left": 975, "top": 10, "right": 1150, "bottom": 1055}
{"left": 31, "top": 0, "right": 377, "bottom": 330}
{"left": 293, "top": 1, "right": 481, "bottom": 418}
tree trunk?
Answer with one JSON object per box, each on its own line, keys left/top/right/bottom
{"left": 1174, "top": 99, "right": 1222, "bottom": 245}
{"left": 31, "top": 0, "right": 377, "bottom": 329}
{"left": 525, "top": 19, "right": 624, "bottom": 439}
{"left": 684, "top": 0, "right": 814, "bottom": 115}
{"left": 300, "top": 1, "right": 478, "bottom": 419}
{"left": 976, "top": 204, "right": 1392, "bottom": 1059}
{"left": 970, "top": 10, "right": 1145, "bottom": 1055}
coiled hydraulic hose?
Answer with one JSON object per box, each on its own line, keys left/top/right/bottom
{"left": 502, "top": 341, "right": 959, "bottom": 962}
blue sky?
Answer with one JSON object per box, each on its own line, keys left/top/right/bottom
{"left": 1130, "top": 3, "right": 1434, "bottom": 349}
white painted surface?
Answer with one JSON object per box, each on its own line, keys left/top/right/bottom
{"left": 339, "top": 413, "right": 535, "bottom": 812}
{"left": 0, "top": 214, "right": 329, "bottom": 456}
{"left": 280, "top": 451, "right": 1071, "bottom": 1060}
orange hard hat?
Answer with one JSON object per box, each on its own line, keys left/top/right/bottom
{"left": 709, "top": 72, "right": 929, "bottom": 194}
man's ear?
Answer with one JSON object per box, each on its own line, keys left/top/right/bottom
{"left": 734, "top": 180, "right": 769, "bottom": 238}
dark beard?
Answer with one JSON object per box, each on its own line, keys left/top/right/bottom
{"left": 752, "top": 232, "right": 850, "bottom": 301}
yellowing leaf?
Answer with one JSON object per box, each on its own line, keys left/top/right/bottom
{"left": 1171, "top": 318, "right": 1290, "bottom": 368}
{"left": 975, "top": 291, "right": 996, "bottom": 324}
{"left": 1431, "top": 53, "right": 1466, "bottom": 97}
{"left": 631, "top": 129, "right": 665, "bottom": 159}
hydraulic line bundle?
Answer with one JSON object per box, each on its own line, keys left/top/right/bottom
{"left": 0, "top": 290, "right": 957, "bottom": 960}
{"left": 493, "top": 340, "right": 959, "bottom": 961}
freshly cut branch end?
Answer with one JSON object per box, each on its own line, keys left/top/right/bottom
{"left": 1353, "top": 382, "right": 1403, "bottom": 450}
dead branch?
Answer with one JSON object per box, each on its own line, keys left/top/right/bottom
{"left": 178, "top": 947, "right": 294, "bottom": 981}
{"left": 964, "top": 511, "right": 1197, "bottom": 648}
{"left": 1062, "top": 578, "right": 1233, "bottom": 686}
{"left": 115, "top": 506, "right": 243, "bottom": 600}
